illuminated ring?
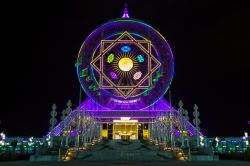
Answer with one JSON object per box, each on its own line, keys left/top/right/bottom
{"left": 77, "top": 19, "right": 174, "bottom": 110}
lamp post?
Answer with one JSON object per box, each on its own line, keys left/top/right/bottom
{"left": 193, "top": 104, "right": 200, "bottom": 148}
{"left": 169, "top": 106, "right": 175, "bottom": 147}
{"left": 183, "top": 109, "right": 190, "bottom": 147}
{"left": 243, "top": 132, "right": 249, "bottom": 150}
{"left": 0, "top": 132, "right": 6, "bottom": 147}
{"left": 80, "top": 109, "right": 85, "bottom": 147}
{"left": 75, "top": 86, "right": 82, "bottom": 148}
{"left": 75, "top": 108, "right": 81, "bottom": 148}
{"left": 49, "top": 104, "right": 57, "bottom": 148}
{"left": 178, "top": 100, "right": 185, "bottom": 147}
{"left": 60, "top": 109, "right": 66, "bottom": 148}
{"left": 65, "top": 100, "right": 72, "bottom": 148}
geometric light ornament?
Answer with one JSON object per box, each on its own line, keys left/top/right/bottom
{"left": 118, "top": 57, "right": 133, "bottom": 71}
{"left": 90, "top": 31, "right": 161, "bottom": 99}
{"left": 133, "top": 71, "right": 142, "bottom": 80}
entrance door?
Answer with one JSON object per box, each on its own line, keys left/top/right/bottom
{"left": 121, "top": 135, "right": 130, "bottom": 140}
{"left": 113, "top": 122, "right": 138, "bottom": 140}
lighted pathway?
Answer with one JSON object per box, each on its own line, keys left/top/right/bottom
{"left": 0, "top": 160, "right": 250, "bottom": 166}
{"left": 1, "top": 141, "right": 249, "bottom": 166}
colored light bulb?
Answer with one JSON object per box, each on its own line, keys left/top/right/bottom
{"left": 118, "top": 57, "right": 133, "bottom": 71}
{"left": 133, "top": 71, "right": 142, "bottom": 80}
{"left": 137, "top": 54, "right": 144, "bottom": 63}
{"left": 121, "top": 45, "right": 131, "bottom": 52}
{"left": 107, "top": 53, "right": 114, "bottom": 63}
{"left": 110, "top": 71, "right": 118, "bottom": 79}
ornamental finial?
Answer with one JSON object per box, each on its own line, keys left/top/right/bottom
{"left": 122, "top": 3, "right": 130, "bottom": 18}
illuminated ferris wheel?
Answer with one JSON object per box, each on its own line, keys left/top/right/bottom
{"left": 76, "top": 8, "right": 174, "bottom": 110}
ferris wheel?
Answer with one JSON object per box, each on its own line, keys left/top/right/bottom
{"left": 76, "top": 18, "right": 174, "bottom": 110}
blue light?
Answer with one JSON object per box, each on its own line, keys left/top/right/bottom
{"left": 121, "top": 45, "right": 131, "bottom": 52}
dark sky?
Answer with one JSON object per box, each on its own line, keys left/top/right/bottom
{"left": 6, "top": 0, "right": 250, "bottom": 137}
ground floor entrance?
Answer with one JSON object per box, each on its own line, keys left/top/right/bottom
{"left": 101, "top": 117, "right": 149, "bottom": 140}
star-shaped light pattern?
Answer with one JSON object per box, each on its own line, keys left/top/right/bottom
{"left": 90, "top": 31, "right": 161, "bottom": 99}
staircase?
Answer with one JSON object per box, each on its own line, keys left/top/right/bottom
{"left": 63, "top": 140, "right": 187, "bottom": 161}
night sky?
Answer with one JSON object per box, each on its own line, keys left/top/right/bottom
{"left": 6, "top": 0, "right": 250, "bottom": 137}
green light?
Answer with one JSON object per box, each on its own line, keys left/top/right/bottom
{"left": 80, "top": 68, "right": 88, "bottom": 78}
{"left": 75, "top": 57, "right": 82, "bottom": 67}
{"left": 156, "top": 71, "right": 161, "bottom": 78}
{"left": 107, "top": 53, "right": 114, "bottom": 63}
{"left": 143, "top": 91, "right": 149, "bottom": 96}
{"left": 143, "top": 86, "right": 153, "bottom": 96}
{"left": 217, "top": 146, "right": 223, "bottom": 152}
{"left": 88, "top": 84, "right": 97, "bottom": 91}
{"left": 86, "top": 75, "right": 92, "bottom": 82}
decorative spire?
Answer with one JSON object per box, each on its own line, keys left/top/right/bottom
{"left": 122, "top": 3, "right": 130, "bottom": 18}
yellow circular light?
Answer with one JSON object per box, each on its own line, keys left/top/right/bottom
{"left": 118, "top": 57, "right": 133, "bottom": 71}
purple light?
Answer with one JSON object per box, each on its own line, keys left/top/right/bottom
{"left": 94, "top": 116, "right": 155, "bottom": 119}
{"left": 122, "top": 3, "right": 130, "bottom": 18}
{"left": 110, "top": 71, "right": 118, "bottom": 79}
{"left": 47, "top": 98, "right": 202, "bottom": 137}
{"left": 175, "top": 131, "right": 181, "bottom": 137}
